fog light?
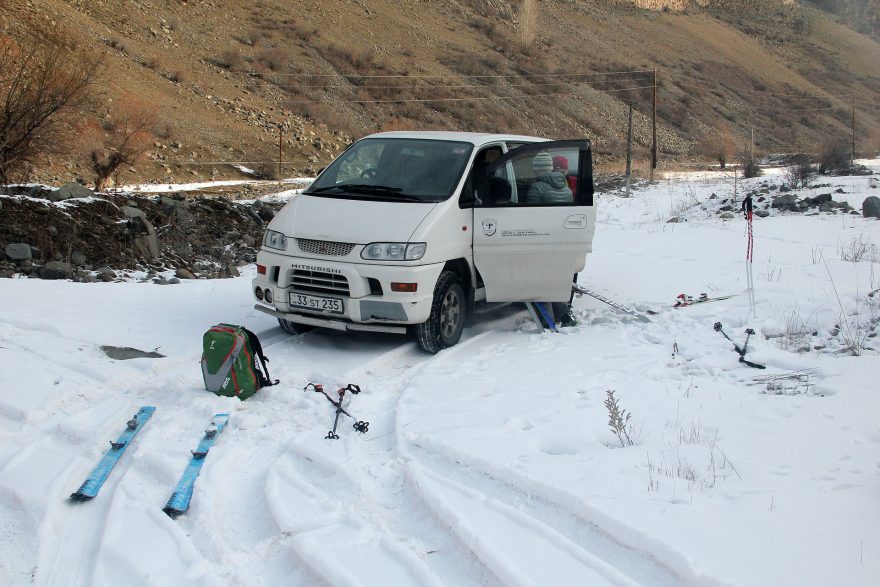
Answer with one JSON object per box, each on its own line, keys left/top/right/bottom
{"left": 255, "top": 287, "right": 264, "bottom": 301}
{"left": 391, "top": 282, "right": 418, "bottom": 292}
{"left": 264, "top": 288, "right": 273, "bottom": 303}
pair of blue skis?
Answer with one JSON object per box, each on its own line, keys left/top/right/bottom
{"left": 69, "top": 407, "right": 228, "bottom": 518}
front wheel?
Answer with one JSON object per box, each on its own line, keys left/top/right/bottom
{"left": 416, "top": 271, "right": 466, "bottom": 354}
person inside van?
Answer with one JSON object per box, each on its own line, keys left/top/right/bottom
{"left": 525, "top": 151, "right": 572, "bottom": 203}
{"left": 526, "top": 151, "right": 574, "bottom": 204}
{"left": 552, "top": 155, "right": 577, "bottom": 197}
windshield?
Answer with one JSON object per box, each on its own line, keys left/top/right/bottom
{"left": 305, "top": 138, "right": 473, "bottom": 202}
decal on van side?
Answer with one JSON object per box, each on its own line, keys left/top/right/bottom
{"left": 481, "top": 218, "right": 497, "bottom": 236}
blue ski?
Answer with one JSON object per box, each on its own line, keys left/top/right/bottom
{"left": 70, "top": 406, "right": 156, "bottom": 501}
{"left": 163, "top": 413, "right": 229, "bottom": 518}
{"left": 535, "top": 302, "right": 559, "bottom": 332}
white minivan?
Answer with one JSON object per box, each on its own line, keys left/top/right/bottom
{"left": 252, "top": 131, "right": 596, "bottom": 353}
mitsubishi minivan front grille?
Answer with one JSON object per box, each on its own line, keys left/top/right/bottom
{"left": 290, "top": 269, "right": 350, "bottom": 296}
{"left": 296, "top": 238, "right": 355, "bottom": 257}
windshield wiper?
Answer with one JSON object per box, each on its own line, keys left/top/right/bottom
{"left": 307, "top": 184, "right": 425, "bottom": 201}
{"left": 307, "top": 183, "right": 401, "bottom": 195}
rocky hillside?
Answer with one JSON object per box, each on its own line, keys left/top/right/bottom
{"left": 1, "top": 0, "right": 878, "bottom": 187}
{"left": 0, "top": 182, "right": 288, "bottom": 281}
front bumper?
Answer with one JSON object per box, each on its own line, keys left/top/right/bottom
{"left": 252, "top": 250, "right": 444, "bottom": 330}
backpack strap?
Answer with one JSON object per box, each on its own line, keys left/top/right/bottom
{"left": 242, "top": 327, "right": 279, "bottom": 387}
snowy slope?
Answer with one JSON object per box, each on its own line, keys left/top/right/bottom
{"left": 0, "top": 167, "right": 878, "bottom": 587}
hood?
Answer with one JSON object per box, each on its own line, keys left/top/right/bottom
{"left": 268, "top": 194, "right": 436, "bottom": 243}
{"left": 539, "top": 172, "right": 569, "bottom": 189}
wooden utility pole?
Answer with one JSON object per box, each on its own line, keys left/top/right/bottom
{"left": 749, "top": 124, "right": 754, "bottom": 164}
{"left": 278, "top": 128, "right": 283, "bottom": 183}
{"left": 625, "top": 101, "right": 633, "bottom": 198}
{"left": 651, "top": 67, "right": 657, "bottom": 181}
{"left": 851, "top": 97, "right": 856, "bottom": 169}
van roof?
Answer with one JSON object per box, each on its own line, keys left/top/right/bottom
{"left": 364, "top": 131, "right": 550, "bottom": 147}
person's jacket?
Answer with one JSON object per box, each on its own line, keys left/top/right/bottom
{"left": 525, "top": 172, "right": 573, "bottom": 203}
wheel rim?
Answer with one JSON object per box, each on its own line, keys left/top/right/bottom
{"left": 440, "top": 288, "right": 461, "bottom": 339}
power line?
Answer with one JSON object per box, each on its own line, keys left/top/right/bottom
{"left": 668, "top": 72, "right": 855, "bottom": 102}
{"left": 281, "top": 84, "right": 657, "bottom": 104}
{"left": 229, "top": 68, "right": 656, "bottom": 79}
{"left": 262, "top": 77, "right": 653, "bottom": 91}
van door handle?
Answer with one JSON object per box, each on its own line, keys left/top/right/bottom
{"left": 564, "top": 214, "right": 587, "bottom": 229}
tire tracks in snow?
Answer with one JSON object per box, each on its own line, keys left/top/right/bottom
{"left": 265, "top": 332, "right": 505, "bottom": 587}
{"left": 401, "top": 438, "right": 706, "bottom": 587}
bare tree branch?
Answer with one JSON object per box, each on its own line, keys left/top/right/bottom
{"left": 0, "top": 35, "right": 103, "bottom": 184}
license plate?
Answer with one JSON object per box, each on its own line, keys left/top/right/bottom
{"left": 289, "top": 292, "right": 344, "bottom": 314}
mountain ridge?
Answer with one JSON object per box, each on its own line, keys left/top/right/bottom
{"left": 1, "top": 0, "right": 878, "bottom": 186}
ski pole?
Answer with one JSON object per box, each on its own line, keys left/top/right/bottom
{"left": 304, "top": 383, "right": 370, "bottom": 439}
{"left": 713, "top": 323, "right": 766, "bottom": 369}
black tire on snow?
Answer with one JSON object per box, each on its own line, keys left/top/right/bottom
{"left": 277, "top": 317, "right": 313, "bottom": 335}
{"left": 416, "top": 271, "right": 466, "bottom": 354}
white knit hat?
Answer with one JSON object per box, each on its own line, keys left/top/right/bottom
{"left": 533, "top": 151, "right": 553, "bottom": 175}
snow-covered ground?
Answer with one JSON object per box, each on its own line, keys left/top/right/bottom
{"left": 1, "top": 166, "right": 878, "bottom": 587}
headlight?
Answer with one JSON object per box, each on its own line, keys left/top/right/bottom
{"left": 263, "top": 230, "right": 288, "bottom": 251}
{"left": 361, "top": 242, "right": 427, "bottom": 261}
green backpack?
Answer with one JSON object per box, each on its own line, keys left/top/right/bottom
{"left": 201, "top": 324, "right": 278, "bottom": 400}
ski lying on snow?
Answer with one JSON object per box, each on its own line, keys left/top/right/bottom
{"left": 571, "top": 284, "right": 652, "bottom": 323}
{"left": 163, "top": 413, "right": 229, "bottom": 518}
{"left": 70, "top": 406, "right": 156, "bottom": 501}
{"left": 673, "top": 293, "right": 735, "bottom": 308}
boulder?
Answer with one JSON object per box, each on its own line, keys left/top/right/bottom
{"left": 811, "top": 193, "right": 832, "bottom": 206}
{"left": 719, "top": 211, "right": 735, "bottom": 219}
{"left": 50, "top": 182, "right": 93, "bottom": 201}
{"left": 39, "top": 261, "right": 71, "bottom": 279}
{"left": 71, "top": 250, "right": 87, "bottom": 266}
{"left": 121, "top": 205, "right": 145, "bottom": 219}
{"left": 863, "top": 196, "right": 880, "bottom": 219}
{"left": 772, "top": 194, "right": 797, "bottom": 208}
{"left": 28, "top": 186, "right": 53, "bottom": 199}
{"left": 175, "top": 268, "right": 196, "bottom": 279}
{"left": 96, "top": 267, "right": 117, "bottom": 282}
{"left": 5, "top": 243, "right": 32, "bottom": 261}
{"left": 126, "top": 216, "right": 160, "bottom": 259}
{"left": 755, "top": 210, "right": 770, "bottom": 218}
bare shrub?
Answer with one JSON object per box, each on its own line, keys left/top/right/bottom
{"left": 783, "top": 154, "right": 814, "bottom": 188}
{"left": 165, "top": 69, "right": 186, "bottom": 84}
{"left": 105, "top": 36, "right": 128, "bottom": 53}
{"left": 214, "top": 49, "right": 242, "bottom": 70}
{"left": 698, "top": 123, "right": 735, "bottom": 169}
{"left": 141, "top": 53, "right": 162, "bottom": 70}
{"left": 819, "top": 139, "right": 852, "bottom": 175}
{"left": 604, "top": 389, "right": 634, "bottom": 447}
{"left": 838, "top": 234, "right": 876, "bottom": 263}
{"left": 154, "top": 117, "right": 175, "bottom": 140}
{"left": 777, "top": 310, "right": 812, "bottom": 353}
{"left": 86, "top": 95, "right": 158, "bottom": 191}
{"left": 257, "top": 47, "right": 291, "bottom": 71}
{"left": 0, "top": 35, "right": 103, "bottom": 184}
{"left": 739, "top": 149, "right": 761, "bottom": 178}
{"left": 253, "top": 151, "right": 279, "bottom": 180}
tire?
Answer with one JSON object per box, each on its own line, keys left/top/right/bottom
{"left": 277, "top": 317, "right": 313, "bottom": 335}
{"left": 416, "top": 271, "right": 466, "bottom": 354}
